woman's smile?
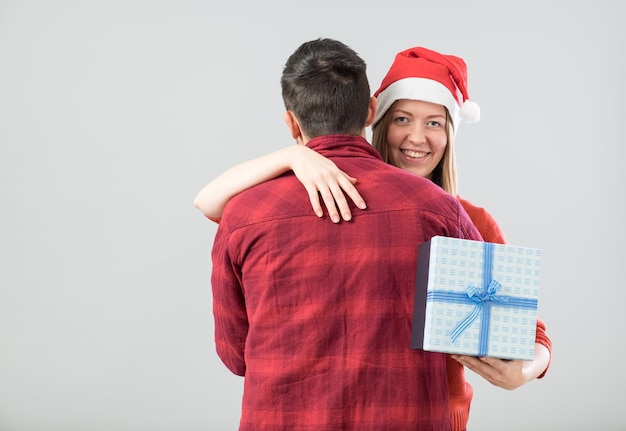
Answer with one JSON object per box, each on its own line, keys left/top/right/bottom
{"left": 400, "top": 149, "right": 430, "bottom": 159}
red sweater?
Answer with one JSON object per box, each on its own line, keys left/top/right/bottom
{"left": 449, "top": 197, "right": 553, "bottom": 431}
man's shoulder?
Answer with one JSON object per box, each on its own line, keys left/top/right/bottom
{"left": 353, "top": 166, "right": 462, "bottom": 218}
{"left": 380, "top": 165, "right": 455, "bottom": 200}
{"left": 221, "top": 174, "right": 304, "bottom": 225}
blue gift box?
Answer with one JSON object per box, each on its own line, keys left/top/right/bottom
{"left": 411, "top": 236, "right": 541, "bottom": 360}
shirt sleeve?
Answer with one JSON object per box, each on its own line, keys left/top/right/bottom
{"left": 210, "top": 223, "right": 248, "bottom": 376}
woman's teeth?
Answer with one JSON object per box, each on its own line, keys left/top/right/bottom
{"left": 402, "top": 149, "right": 428, "bottom": 159}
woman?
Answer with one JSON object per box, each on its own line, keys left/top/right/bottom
{"left": 194, "top": 46, "right": 552, "bottom": 431}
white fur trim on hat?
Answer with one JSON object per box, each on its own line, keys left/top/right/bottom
{"left": 374, "top": 77, "right": 475, "bottom": 130}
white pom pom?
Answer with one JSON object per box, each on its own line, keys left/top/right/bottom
{"left": 459, "top": 100, "right": 480, "bottom": 123}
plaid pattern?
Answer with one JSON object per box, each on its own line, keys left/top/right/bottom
{"left": 211, "top": 135, "right": 482, "bottom": 431}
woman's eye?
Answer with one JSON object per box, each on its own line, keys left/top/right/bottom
{"left": 393, "top": 116, "right": 409, "bottom": 124}
{"left": 427, "top": 120, "right": 441, "bottom": 127}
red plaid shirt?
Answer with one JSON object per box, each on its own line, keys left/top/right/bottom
{"left": 211, "top": 135, "right": 482, "bottom": 431}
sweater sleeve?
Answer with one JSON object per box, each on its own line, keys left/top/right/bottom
{"left": 457, "top": 196, "right": 552, "bottom": 376}
{"left": 534, "top": 317, "right": 552, "bottom": 378}
{"left": 457, "top": 196, "right": 508, "bottom": 244}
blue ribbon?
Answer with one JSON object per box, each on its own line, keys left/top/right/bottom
{"left": 426, "top": 242, "right": 538, "bottom": 356}
{"left": 449, "top": 279, "right": 506, "bottom": 344}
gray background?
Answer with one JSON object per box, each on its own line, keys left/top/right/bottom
{"left": 1, "top": 1, "right": 623, "bottom": 430}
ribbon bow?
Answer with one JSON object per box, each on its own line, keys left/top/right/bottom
{"left": 449, "top": 279, "right": 507, "bottom": 344}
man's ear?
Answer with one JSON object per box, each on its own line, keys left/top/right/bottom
{"left": 283, "top": 111, "right": 302, "bottom": 140}
{"left": 364, "top": 97, "right": 378, "bottom": 127}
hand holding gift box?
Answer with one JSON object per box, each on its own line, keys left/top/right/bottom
{"left": 411, "top": 236, "right": 542, "bottom": 360}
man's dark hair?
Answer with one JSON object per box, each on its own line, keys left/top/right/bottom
{"left": 281, "top": 38, "right": 371, "bottom": 138}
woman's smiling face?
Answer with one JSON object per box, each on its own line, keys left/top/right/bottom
{"left": 386, "top": 99, "right": 448, "bottom": 179}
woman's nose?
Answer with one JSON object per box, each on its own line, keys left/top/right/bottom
{"left": 407, "top": 125, "right": 425, "bottom": 144}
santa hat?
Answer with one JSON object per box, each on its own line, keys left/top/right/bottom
{"left": 373, "top": 47, "right": 480, "bottom": 130}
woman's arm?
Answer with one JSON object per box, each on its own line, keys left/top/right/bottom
{"left": 194, "top": 144, "right": 366, "bottom": 222}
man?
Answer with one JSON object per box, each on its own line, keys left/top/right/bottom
{"left": 210, "top": 37, "right": 482, "bottom": 431}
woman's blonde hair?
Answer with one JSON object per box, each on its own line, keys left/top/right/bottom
{"left": 371, "top": 101, "right": 458, "bottom": 196}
